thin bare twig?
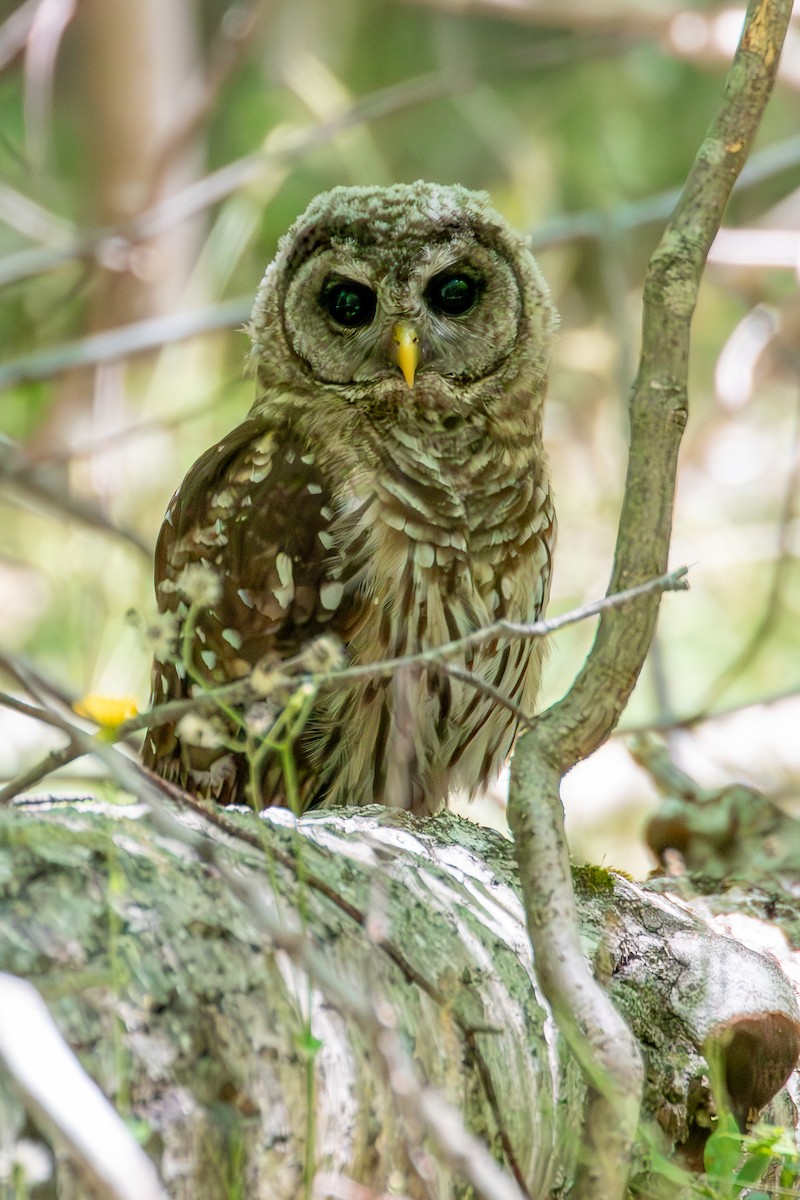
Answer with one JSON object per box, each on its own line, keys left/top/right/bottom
{"left": 128, "top": 567, "right": 687, "bottom": 731}
{"left": 439, "top": 663, "right": 534, "bottom": 729}
{"left": 531, "top": 132, "right": 800, "bottom": 252}
{"left": 0, "top": 568, "right": 687, "bottom": 804}
{"left": 0, "top": 298, "right": 250, "bottom": 388}
{"left": 0, "top": 651, "right": 73, "bottom": 708}
{"left": 311, "top": 567, "right": 688, "bottom": 689}
{"left": 0, "top": 690, "right": 69, "bottom": 733}
{"left": 0, "top": 741, "right": 81, "bottom": 804}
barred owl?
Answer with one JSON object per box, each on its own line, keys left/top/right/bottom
{"left": 143, "top": 181, "right": 557, "bottom": 815}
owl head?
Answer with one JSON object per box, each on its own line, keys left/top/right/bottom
{"left": 248, "top": 181, "right": 557, "bottom": 428}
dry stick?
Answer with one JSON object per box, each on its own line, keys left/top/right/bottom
{"left": 0, "top": 299, "right": 250, "bottom": 388}
{"left": 0, "top": 740, "right": 81, "bottom": 803}
{"left": 531, "top": 130, "right": 800, "bottom": 252}
{"left": 0, "top": 569, "right": 686, "bottom": 805}
{"left": 0, "top": 690, "right": 67, "bottom": 730}
{"left": 318, "top": 568, "right": 687, "bottom": 686}
{"left": 506, "top": 5, "right": 793, "bottom": 1200}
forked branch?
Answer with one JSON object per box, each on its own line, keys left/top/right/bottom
{"left": 507, "top": 4, "right": 793, "bottom": 1198}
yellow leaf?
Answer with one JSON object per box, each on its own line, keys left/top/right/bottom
{"left": 73, "top": 694, "right": 138, "bottom": 728}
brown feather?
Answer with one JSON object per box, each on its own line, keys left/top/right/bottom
{"left": 143, "top": 182, "right": 558, "bottom": 814}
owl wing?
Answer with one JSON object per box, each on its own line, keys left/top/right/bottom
{"left": 142, "top": 413, "right": 357, "bottom": 807}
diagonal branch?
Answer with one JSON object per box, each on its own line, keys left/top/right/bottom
{"left": 507, "top": 4, "right": 793, "bottom": 1200}
{"left": 0, "top": 31, "right": 634, "bottom": 293}
{"left": 546, "top": 1, "right": 793, "bottom": 762}
{"left": 0, "top": 570, "right": 687, "bottom": 804}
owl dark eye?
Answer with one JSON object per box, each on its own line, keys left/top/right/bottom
{"left": 320, "top": 279, "right": 377, "bottom": 328}
{"left": 425, "top": 272, "right": 481, "bottom": 317}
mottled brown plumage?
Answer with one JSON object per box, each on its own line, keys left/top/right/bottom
{"left": 143, "top": 182, "right": 557, "bottom": 814}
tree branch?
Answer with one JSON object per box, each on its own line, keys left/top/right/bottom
{"left": 0, "top": 570, "right": 687, "bottom": 804}
{"left": 507, "top": 4, "right": 793, "bottom": 1198}
{"left": 0, "top": 31, "right": 634, "bottom": 293}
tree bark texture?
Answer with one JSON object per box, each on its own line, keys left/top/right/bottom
{"left": 0, "top": 800, "right": 798, "bottom": 1199}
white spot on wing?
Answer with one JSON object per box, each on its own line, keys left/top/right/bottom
{"left": 380, "top": 509, "right": 406, "bottom": 532}
{"left": 276, "top": 553, "right": 293, "bottom": 588}
{"left": 320, "top": 581, "right": 344, "bottom": 611}
{"left": 274, "top": 584, "right": 295, "bottom": 607}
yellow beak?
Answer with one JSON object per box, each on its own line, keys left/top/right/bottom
{"left": 392, "top": 321, "right": 420, "bottom": 388}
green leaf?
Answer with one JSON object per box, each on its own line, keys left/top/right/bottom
{"left": 294, "top": 1029, "right": 323, "bottom": 1061}
{"left": 124, "top": 1116, "right": 152, "bottom": 1145}
{"left": 733, "top": 1149, "right": 770, "bottom": 1187}
{"left": 647, "top": 1149, "right": 693, "bottom": 1185}
{"left": 704, "top": 1113, "right": 742, "bottom": 1196}
{"left": 780, "top": 1164, "right": 800, "bottom": 1190}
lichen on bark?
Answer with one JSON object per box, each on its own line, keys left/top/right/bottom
{"left": 0, "top": 798, "right": 797, "bottom": 1200}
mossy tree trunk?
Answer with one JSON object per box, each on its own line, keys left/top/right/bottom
{"left": 0, "top": 798, "right": 797, "bottom": 1200}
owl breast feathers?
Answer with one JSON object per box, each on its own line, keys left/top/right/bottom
{"left": 142, "top": 181, "right": 557, "bottom": 815}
